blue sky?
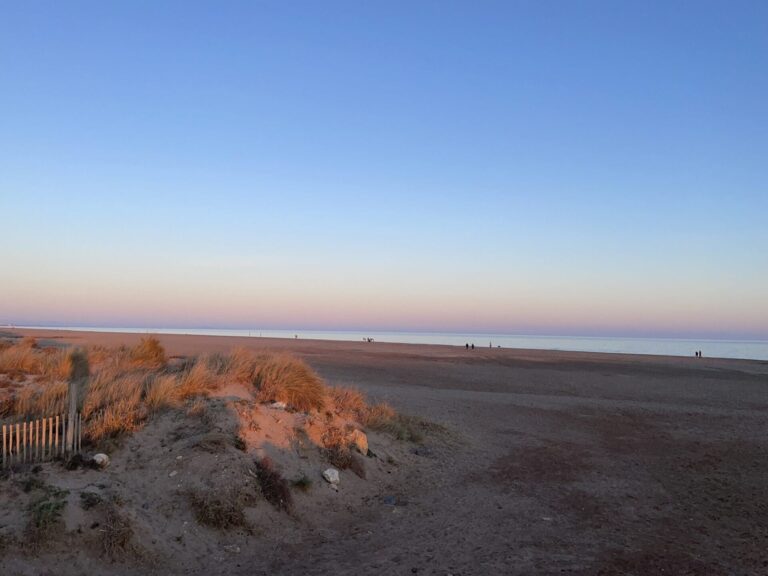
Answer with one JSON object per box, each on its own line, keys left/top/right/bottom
{"left": 1, "top": 1, "right": 767, "bottom": 338}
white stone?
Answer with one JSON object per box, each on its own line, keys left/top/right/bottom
{"left": 270, "top": 401, "right": 287, "bottom": 410}
{"left": 169, "top": 470, "right": 178, "bottom": 478}
{"left": 322, "top": 468, "right": 340, "bottom": 485}
{"left": 92, "top": 453, "right": 110, "bottom": 469}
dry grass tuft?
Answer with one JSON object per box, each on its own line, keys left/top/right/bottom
{"left": 252, "top": 354, "right": 325, "bottom": 412}
{"left": 321, "top": 425, "right": 354, "bottom": 469}
{"left": 86, "top": 398, "right": 146, "bottom": 442}
{"left": 362, "top": 402, "right": 396, "bottom": 428}
{"left": 177, "top": 361, "right": 216, "bottom": 400}
{"left": 186, "top": 397, "right": 208, "bottom": 419}
{"left": 0, "top": 344, "right": 41, "bottom": 375}
{"left": 254, "top": 457, "right": 292, "bottom": 512}
{"left": 329, "top": 386, "right": 368, "bottom": 421}
{"left": 204, "top": 352, "right": 232, "bottom": 375}
{"left": 100, "top": 503, "right": 135, "bottom": 559}
{"left": 227, "top": 347, "right": 259, "bottom": 383}
{"left": 144, "top": 374, "right": 180, "bottom": 413}
{"left": 188, "top": 488, "right": 249, "bottom": 529}
{"left": 130, "top": 336, "right": 166, "bottom": 369}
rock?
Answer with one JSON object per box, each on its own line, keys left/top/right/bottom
{"left": 322, "top": 468, "right": 340, "bottom": 485}
{"left": 92, "top": 453, "right": 110, "bottom": 469}
{"left": 223, "top": 545, "right": 240, "bottom": 554}
{"left": 348, "top": 429, "right": 368, "bottom": 455}
{"left": 270, "top": 401, "right": 287, "bottom": 410}
{"left": 169, "top": 470, "right": 178, "bottom": 478}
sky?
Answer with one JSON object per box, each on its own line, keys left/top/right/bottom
{"left": 1, "top": 1, "right": 767, "bottom": 339}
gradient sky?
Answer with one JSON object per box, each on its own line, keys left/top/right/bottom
{"left": 1, "top": 1, "right": 767, "bottom": 338}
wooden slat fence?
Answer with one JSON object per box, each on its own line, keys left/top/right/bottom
{"left": 1, "top": 412, "right": 82, "bottom": 468}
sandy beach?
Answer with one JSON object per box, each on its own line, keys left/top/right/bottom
{"left": 2, "top": 328, "right": 768, "bottom": 575}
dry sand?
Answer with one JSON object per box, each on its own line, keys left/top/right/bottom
{"left": 3, "top": 328, "right": 768, "bottom": 575}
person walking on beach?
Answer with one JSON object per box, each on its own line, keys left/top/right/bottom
{"left": 471, "top": 343, "right": 475, "bottom": 350}
{"left": 465, "top": 343, "right": 469, "bottom": 350}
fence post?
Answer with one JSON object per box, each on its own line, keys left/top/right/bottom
{"left": 66, "top": 349, "right": 89, "bottom": 454}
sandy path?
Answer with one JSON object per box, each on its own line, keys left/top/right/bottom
{"left": 10, "top": 329, "right": 768, "bottom": 575}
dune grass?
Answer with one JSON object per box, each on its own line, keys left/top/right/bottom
{"left": 129, "top": 336, "right": 166, "bottom": 369}
{"left": 0, "top": 337, "right": 409, "bottom": 447}
{"left": 251, "top": 353, "right": 326, "bottom": 412}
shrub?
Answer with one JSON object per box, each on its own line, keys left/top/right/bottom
{"left": 252, "top": 354, "right": 325, "bottom": 412}
{"left": 130, "top": 336, "right": 166, "bottom": 368}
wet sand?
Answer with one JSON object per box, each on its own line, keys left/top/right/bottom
{"left": 11, "top": 328, "right": 768, "bottom": 575}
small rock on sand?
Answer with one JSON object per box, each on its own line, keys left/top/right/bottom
{"left": 270, "top": 401, "right": 287, "bottom": 410}
{"left": 169, "top": 470, "right": 178, "bottom": 478}
{"left": 92, "top": 453, "right": 110, "bottom": 469}
{"left": 322, "top": 468, "right": 340, "bottom": 485}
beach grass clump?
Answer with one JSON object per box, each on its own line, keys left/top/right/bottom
{"left": 226, "top": 347, "right": 260, "bottom": 383}
{"left": 204, "top": 352, "right": 232, "bottom": 375}
{"left": 329, "top": 386, "right": 368, "bottom": 421}
{"left": 86, "top": 398, "right": 145, "bottom": 442}
{"left": 144, "top": 374, "right": 181, "bottom": 413}
{"left": 251, "top": 353, "right": 325, "bottom": 412}
{"left": 129, "top": 336, "right": 166, "bottom": 369}
{"left": 0, "top": 343, "right": 42, "bottom": 375}
{"left": 177, "top": 361, "right": 216, "bottom": 400}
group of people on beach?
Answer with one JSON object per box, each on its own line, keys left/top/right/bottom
{"left": 694, "top": 350, "right": 703, "bottom": 357}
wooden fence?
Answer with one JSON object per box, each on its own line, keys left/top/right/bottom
{"left": 1, "top": 413, "right": 82, "bottom": 468}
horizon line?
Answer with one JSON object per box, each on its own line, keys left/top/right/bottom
{"left": 8, "top": 324, "right": 768, "bottom": 343}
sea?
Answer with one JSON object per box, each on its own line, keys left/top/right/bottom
{"left": 14, "top": 326, "right": 768, "bottom": 361}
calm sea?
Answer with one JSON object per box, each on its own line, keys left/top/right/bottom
{"left": 16, "top": 326, "right": 768, "bottom": 361}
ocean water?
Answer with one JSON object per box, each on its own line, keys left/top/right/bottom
{"left": 15, "top": 326, "right": 768, "bottom": 361}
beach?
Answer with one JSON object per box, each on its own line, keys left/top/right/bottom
{"left": 4, "top": 328, "right": 768, "bottom": 575}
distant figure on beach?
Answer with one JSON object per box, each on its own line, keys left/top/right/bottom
{"left": 465, "top": 343, "right": 469, "bottom": 350}
{"left": 471, "top": 343, "right": 475, "bottom": 350}
{"left": 699, "top": 350, "right": 702, "bottom": 358}
{"left": 489, "top": 342, "right": 492, "bottom": 348}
